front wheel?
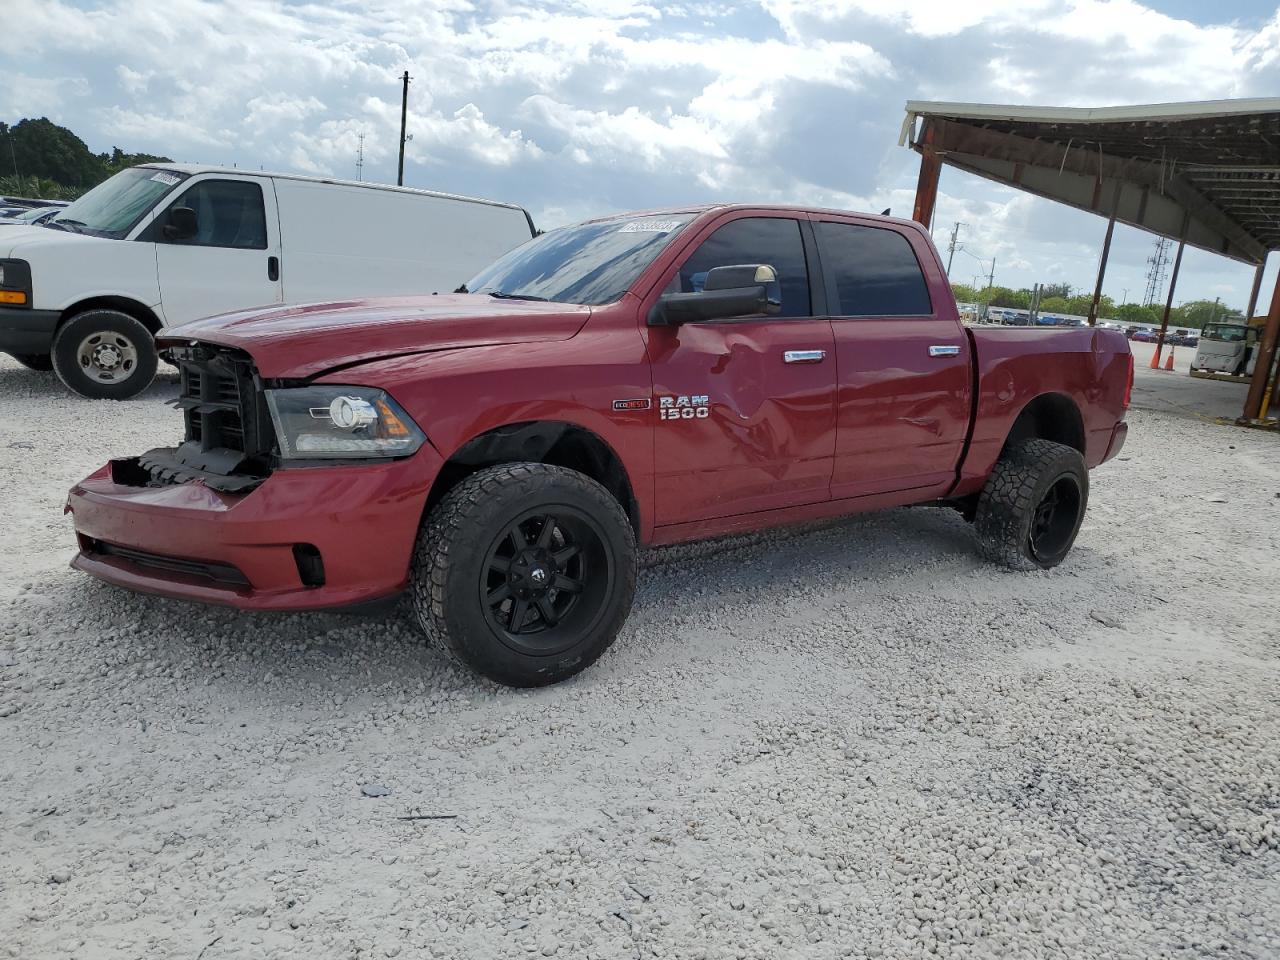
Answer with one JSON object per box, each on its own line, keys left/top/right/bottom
{"left": 411, "top": 463, "right": 637, "bottom": 687}
{"left": 974, "top": 439, "right": 1088, "bottom": 570}
{"left": 51, "top": 309, "right": 157, "bottom": 400}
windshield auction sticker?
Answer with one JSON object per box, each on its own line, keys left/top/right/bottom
{"left": 619, "top": 219, "right": 684, "bottom": 233}
{"left": 149, "top": 172, "right": 182, "bottom": 186}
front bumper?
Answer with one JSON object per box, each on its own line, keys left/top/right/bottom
{"left": 0, "top": 306, "right": 59, "bottom": 354}
{"left": 66, "top": 450, "right": 443, "bottom": 611}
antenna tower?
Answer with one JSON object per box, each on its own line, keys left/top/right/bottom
{"left": 1142, "top": 236, "right": 1172, "bottom": 307}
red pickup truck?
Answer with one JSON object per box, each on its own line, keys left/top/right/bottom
{"left": 67, "top": 205, "right": 1132, "bottom": 686}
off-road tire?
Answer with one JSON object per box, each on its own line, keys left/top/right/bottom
{"left": 974, "top": 439, "right": 1088, "bottom": 571}
{"left": 51, "top": 309, "right": 157, "bottom": 400}
{"left": 411, "top": 463, "right": 637, "bottom": 687}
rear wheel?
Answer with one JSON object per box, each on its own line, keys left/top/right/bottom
{"left": 51, "top": 309, "right": 157, "bottom": 400}
{"left": 411, "top": 463, "right": 637, "bottom": 687}
{"left": 8, "top": 353, "right": 53, "bottom": 371}
{"left": 974, "top": 439, "right": 1088, "bottom": 570}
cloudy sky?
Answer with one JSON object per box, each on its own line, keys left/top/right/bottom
{"left": 7, "top": 0, "right": 1280, "bottom": 312}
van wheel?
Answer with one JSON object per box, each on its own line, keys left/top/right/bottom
{"left": 974, "top": 439, "right": 1088, "bottom": 571}
{"left": 8, "top": 353, "right": 53, "bottom": 371}
{"left": 52, "top": 309, "right": 157, "bottom": 400}
{"left": 411, "top": 463, "right": 637, "bottom": 688}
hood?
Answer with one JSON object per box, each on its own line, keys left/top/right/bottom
{"left": 2, "top": 224, "right": 95, "bottom": 257}
{"left": 159, "top": 294, "right": 593, "bottom": 379}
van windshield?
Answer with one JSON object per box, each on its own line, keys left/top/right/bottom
{"left": 48, "top": 167, "right": 189, "bottom": 239}
{"left": 465, "top": 214, "right": 695, "bottom": 305}
{"left": 1201, "top": 323, "right": 1249, "bottom": 342}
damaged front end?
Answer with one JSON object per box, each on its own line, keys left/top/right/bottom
{"left": 111, "top": 342, "right": 277, "bottom": 494}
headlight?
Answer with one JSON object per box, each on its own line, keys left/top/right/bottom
{"left": 265, "top": 385, "right": 426, "bottom": 460}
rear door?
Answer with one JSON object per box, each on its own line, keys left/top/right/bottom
{"left": 815, "top": 217, "right": 971, "bottom": 500}
{"left": 643, "top": 214, "right": 836, "bottom": 526}
{"left": 151, "top": 175, "right": 283, "bottom": 325}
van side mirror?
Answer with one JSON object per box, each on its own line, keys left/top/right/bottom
{"left": 648, "top": 264, "right": 781, "bottom": 326}
{"left": 163, "top": 206, "right": 198, "bottom": 241}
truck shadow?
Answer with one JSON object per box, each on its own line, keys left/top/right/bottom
{"left": 39, "top": 504, "right": 1012, "bottom": 702}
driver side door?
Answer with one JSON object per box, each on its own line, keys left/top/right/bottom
{"left": 642, "top": 214, "right": 836, "bottom": 528}
{"left": 148, "top": 176, "right": 283, "bottom": 325}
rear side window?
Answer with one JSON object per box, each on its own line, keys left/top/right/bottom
{"left": 817, "top": 221, "right": 932, "bottom": 317}
{"left": 163, "top": 180, "right": 268, "bottom": 250}
{"left": 673, "top": 217, "right": 811, "bottom": 318}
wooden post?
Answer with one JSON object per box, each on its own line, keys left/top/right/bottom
{"left": 1154, "top": 215, "right": 1190, "bottom": 366}
{"left": 912, "top": 120, "right": 941, "bottom": 230}
{"left": 1242, "top": 259, "right": 1280, "bottom": 420}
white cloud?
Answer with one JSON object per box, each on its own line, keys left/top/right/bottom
{"left": 7, "top": 0, "right": 1280, "bottom": 305}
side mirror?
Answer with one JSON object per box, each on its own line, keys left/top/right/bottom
{"left": 163, "top": 206, "right": 198, "bottom": 241}
{"left": 648, "top": 263, "right": 781, "bottom": 326}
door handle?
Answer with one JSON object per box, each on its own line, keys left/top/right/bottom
{"left": 928, "top": 345, "right": 961, "bottom": 357}
{"left": 267, "top": 256, "right": 280, "bottom": 282}
{"left": 784, "top": 349, "right": 826, "bottom": 364}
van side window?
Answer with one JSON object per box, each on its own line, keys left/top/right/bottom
{"left": 816, "top": 221, "right": 932, "bottom": 317}
{"left": 673, "top": 217, "right": 811, "bottom": 318}
{"left": 163, "top": 180, "right": 268, "bottom": 250}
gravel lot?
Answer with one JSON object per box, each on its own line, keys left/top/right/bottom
{"left": 2, "top": 353, "right": 1278, "bottom": 960}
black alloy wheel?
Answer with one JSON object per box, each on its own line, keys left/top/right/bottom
{"left": 1028, "top": 475, "right": 1083, "bottom": 564}
{"left": 480, "top": 508, "right": 610, "bottom": 657}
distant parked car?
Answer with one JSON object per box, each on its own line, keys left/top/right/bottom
{"left": 1131, "top": 328, "right": 1159, "bottom": 343}
{"left": 0, "top": 196, "right": 67, "bottom": 209}
{"left": 1124, "top": 325, "right": 1140, "bottom": 339}
{"left": 0, "top": 206, "right": 62, "bottom": 226}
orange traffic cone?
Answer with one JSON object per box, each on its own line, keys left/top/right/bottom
{"left": 1149, "top": 347, "right": 1161, "bottom": 369}
{"left": 1164, "top": 346, "right": 1175, "bottom": 371}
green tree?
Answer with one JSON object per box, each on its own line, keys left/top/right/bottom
{"left": 1040, "top": 283, "right": 1072, "bottom": 300}
{"left": 1114, "top": 302, "right": 1160, "bottom": 325}
{"left": 988, "top": 286, "right": 1031, "bottom": 309}
{"left": 1, "top": 117, "right": 171, "bottom": 199}
{"left": 1039, "top": 296, "right": 1071, "bottom": 314}
{"left": 950, "top": 282, "right": 981, "bottom": 303}
{"left": 1172, "top": 299, "right": 1242, "bottom": 328}
{"left": 2, "top": 118, "right": 102, "bottom": 188}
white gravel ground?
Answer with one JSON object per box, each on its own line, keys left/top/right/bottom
{"left": 1, "top": 352, "right": 1278, "bottom": 960}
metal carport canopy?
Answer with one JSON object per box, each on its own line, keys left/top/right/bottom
{"left": 900, "top": 98, "right": 1280, "bottom": 265}
{"left": 901, "top": 97, "right": 1280, "bottom": 424}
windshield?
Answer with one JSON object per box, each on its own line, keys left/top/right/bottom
{"left": 464, "top": 214, "right": 696, "bottom": 305}
{"left": 1201, "top": 323, "right": 1248, "bottom": 342}
{"left": 49, "top": 167, "right": 188, "bottom": 239}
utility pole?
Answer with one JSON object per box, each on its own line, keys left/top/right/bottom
{"left": 356, "top": 132, "right": 365, "bottom": 182}
{"left": 397, "top": 70, "right": 411, "bottom": 187}
{"left": 987, "top": 256, "right": 996, "bottom": 290}
{"left": 946, "top": 222, "right": 963, "bottom": 278}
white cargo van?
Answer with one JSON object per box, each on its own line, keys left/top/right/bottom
{"left": 0, "top": 165, "right": 536, "bottom": 398}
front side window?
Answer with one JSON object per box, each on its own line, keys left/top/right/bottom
{"left": 817, "top": 221, "right": 932, "bottom": 317}
{"left": 48, "top": 167, "right": 189, "bottom": 239}
{"left": 161, "top": 180, "right": 268, "bottom": 249}
{"left": 465, "top": 214, "right": 694, "bottom": 306}
{"left": 671, "top": 217, "right": 811, "bottom": 318}
{"left": 1201, "top": 323, "right": 1247, "bottom": 342}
